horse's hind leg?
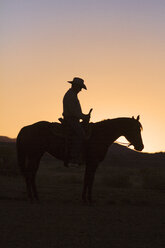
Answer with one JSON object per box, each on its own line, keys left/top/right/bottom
{"left": 31, "top": 162, "right": 40, "bottom": 202}
{"left": 25, "top": 157, "right": 40, "bottom": 202}
{"left": 25, "top": 174, "right": 33, "bottom": 202}
{"left": 82, "top": 163, "right": 97, "bottom": 204}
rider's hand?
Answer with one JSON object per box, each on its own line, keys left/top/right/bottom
{"left": 81, "top": 114, "right": 90, "bottom": 123}
{"left": 83, "top": 114, "right": 90, "bottom": 120}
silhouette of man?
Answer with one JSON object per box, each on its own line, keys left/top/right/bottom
{"left": 63, "top": 77, "right": 89, "bottom": 165}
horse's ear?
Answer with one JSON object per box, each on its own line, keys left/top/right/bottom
{"left": 137, "top": 115, "right": 140, "bottom": 121}
{"left": 132, "top": 116, "right": 135, "bottom": 119}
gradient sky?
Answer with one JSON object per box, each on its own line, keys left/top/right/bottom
{"left": 1, "top": 0, "right": 165, "bottom": 153}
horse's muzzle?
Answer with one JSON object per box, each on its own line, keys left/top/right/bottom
{"left": 135, "top": 144, "right": 144, "bottom": 151}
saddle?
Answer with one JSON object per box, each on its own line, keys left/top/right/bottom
{"left": 50, "top": 121, "right": 66, "bottom": 138}
{"left": 51, "top": 108, "right": 93, "bottom": 139}
{"left": 50, "top": 118, "right": 92, "bottom": 140}
{"left": 51, "top": 109, "right": 93, "bottom": 167}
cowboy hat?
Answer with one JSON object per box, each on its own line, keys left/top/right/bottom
{"left": 68, "top": 77, "right": 87, "bottom": 90}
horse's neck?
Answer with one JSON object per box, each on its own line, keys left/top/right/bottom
{"left": 106, "top": 119, "right": 124, "bottom": 143}
{"left": 91, "top": 119, "right": 126, "bottom": 145}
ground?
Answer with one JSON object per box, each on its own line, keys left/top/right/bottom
{"left": 0, "top": 162, "right": 165, "bottom": 248}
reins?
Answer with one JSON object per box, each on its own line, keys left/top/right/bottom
{"left": 116, "top": 141, "right": 131, "bottom": 147}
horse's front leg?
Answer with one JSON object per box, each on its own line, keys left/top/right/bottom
{"left": 82, "top": 179, "right": 88, "bottom": 203}
{"left": 82, "top": 163, "right": 97, "bottom": 204}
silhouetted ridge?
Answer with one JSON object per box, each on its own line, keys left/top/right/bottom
{"left": 102, "top": 143, "right": 165, "bottom": 168}
{"left": 0, "top": 136, "right": 16, "bottom": 143}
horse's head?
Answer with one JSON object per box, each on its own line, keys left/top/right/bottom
{"left": 125, "top": 115, "right": 144, "bottom": 151}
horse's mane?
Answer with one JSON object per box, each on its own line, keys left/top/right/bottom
{"left": 90, "top": 117, "right": 143, "bottom": 130}
{"left": 89, "top": 119, "right": 120, "bottom": 134}
{"left": 91, "top": 119, "right": 111, "bottom": 125}
{"left": 90, "top": 118, "right": 127, "bottom": 126}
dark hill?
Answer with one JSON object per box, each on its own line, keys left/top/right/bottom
{"left": 102, "top": 143, "right": 165, "bottom": 168}
{"left": 0, "top": 136, "right": 16, "bottom": 143}
{"left": 0, "top": 136, "right": 164, "bottom": 168}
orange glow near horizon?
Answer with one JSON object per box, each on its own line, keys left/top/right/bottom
{"left": 1, "top": 0, "right": 165, "bottom": 153}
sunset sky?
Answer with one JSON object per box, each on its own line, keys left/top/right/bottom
{"left": 1, "top": 0, "right": 165, "bottom": 153}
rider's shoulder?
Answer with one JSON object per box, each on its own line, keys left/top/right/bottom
{"left": 64, "top": 88, "right": 75, "bottom": 98}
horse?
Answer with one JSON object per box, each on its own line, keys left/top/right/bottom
{"left": 16, "top": 115, "right": 144, "bottom": 203}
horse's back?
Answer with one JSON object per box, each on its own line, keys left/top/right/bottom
{"left": 17, "top": 121, "right": 63, "bottom": 146}
{"left": 16, "top": 121, "right": 54, "bottom": 153}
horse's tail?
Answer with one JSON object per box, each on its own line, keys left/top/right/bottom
{"left": 16, "top": 129, "right": 27, "bottom": 176}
